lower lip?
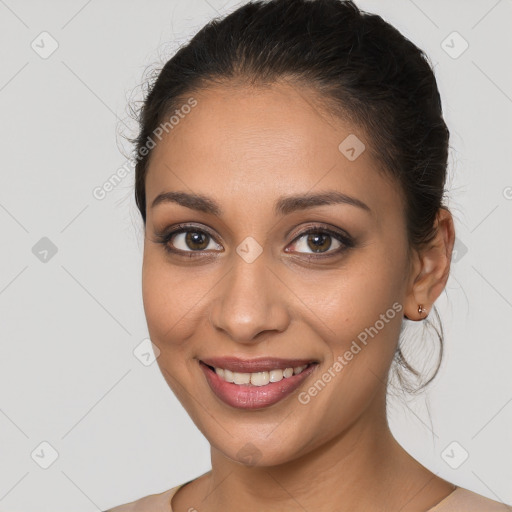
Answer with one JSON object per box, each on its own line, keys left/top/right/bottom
{"left": 199, "top": 361, "right": 318, "bottom": 410}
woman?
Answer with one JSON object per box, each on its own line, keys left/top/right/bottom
{"left": 106, "top": 0, "right": 508, "bottom": 510}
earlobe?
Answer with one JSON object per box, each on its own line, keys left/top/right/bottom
{"left": 404, "top": 303, "right": 429, "bottom": 321}
{"left": 403, "top": 208, "right": 456, "bottom": 321}
{"left": 417, "top": 304, "right": 427, "bottom": 317}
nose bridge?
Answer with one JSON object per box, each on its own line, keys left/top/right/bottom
{"left": 209, "top": 242, "right": 290, "bottom": 343}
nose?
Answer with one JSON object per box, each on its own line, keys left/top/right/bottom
{"left": 209, "top": 249, "right": 290, "bottom": 344}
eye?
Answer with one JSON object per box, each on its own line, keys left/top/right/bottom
{"left": 153, "top": 224, "right": 223, "bottom": 255}
{"left": 153, "top": 223, "right": 353, "bottom": 259}
{"left": 171, "top": 230, "right": 221, "bottom": 252}
{"left": 286, "top": 226, "right": 352, "bottom": 256}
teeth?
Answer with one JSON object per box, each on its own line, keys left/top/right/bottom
{"left": 269, "top": 369, "right": 283, "bottom": 382}
{"left": 214, "top": 364, "right": 309, "bottom": 386}
{"left": 250, "top": 371, "right": 270, "bottom": 386}
{"left": 283, "top": 367, "right": 294, "bottom": 378}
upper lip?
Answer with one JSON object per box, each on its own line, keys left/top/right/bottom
{"left": 200, "top": 356, "right": 318, "bottom": 373}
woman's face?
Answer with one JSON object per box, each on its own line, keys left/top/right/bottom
{"left": 142, "top": 81, "right": 415, "bottom": 466}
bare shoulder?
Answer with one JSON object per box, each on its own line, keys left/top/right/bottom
{"left": 432, "top": 487, "right": 512, "bottom": 511}
{"left": 103, "top": 486, "right": 178, "bottom": 512}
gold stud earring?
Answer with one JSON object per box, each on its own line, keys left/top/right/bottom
{"left": 418, "top": 304, "right": 426, "bottom": 316}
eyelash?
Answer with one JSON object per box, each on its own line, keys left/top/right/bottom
{"left": 152, "top": 223, "right": 354, "bottom": 260}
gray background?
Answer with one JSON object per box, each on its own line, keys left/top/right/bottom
{"left": 0, "top": 0, "right": 511, "bottom": 510}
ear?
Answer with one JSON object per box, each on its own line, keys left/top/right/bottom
{"left": 403, "top": 208, "right": 456, "bottom": 321}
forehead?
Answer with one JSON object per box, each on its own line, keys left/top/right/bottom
{"left": 145, "top": 81, "right": 402, "bottom": 222}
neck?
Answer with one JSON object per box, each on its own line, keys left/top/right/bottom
{"left": 202, "top": 396, "right": 435, "bottom": 511}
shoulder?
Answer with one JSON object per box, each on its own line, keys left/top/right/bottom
{"left": 432, "top": 486, "right": 512, "bottom": 511}
{"left": 102, "top": 483, "right": 183, "bottom": 512}
{"left": 103, "top": 471, "right": 210, "bottom": 512}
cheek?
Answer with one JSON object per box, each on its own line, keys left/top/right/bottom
{"left": 311, "top": 278, "right": 402, "bottom": 373}
{"left": 305, "top": 254, "right": 405, "bottom": 339}
{"left": 303, "top": 248, "right": 406, "bottom": 386}
{"left": 142, "top": 251, "right": 182, "bottom": 345}
{"left": 141, "top": 251, "right": 212, "bottom": 351}
{"left": 292, "top": 278, "right": 403, "bottom": 445}
{"left": 141, "top": 255, "right": 202, "bottom": 399}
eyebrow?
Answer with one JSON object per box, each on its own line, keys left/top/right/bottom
{"left": 150, "top": 190, "right": 371, "bottom": 216}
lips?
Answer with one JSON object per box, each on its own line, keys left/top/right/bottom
{"left": 199, "top": 356, "right": 319, "bottom": 373}
{"left": 199, "top": 359, "right": 319, "bottom": 409}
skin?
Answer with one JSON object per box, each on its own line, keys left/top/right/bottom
{"left": 141, "top": 79, "right": 456, "bottom": 512}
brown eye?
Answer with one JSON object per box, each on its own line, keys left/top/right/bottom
{"left": 286, "top": 226, "right": 353, "bottom": 258}
{"left": 170, "top": 230, "right": 222, "bottom": 252}
{"left": 305, "top": 233, "right": 333, "bottom": 253}
{"left": 292, "top": 232, "right": 341, "bottom": 254}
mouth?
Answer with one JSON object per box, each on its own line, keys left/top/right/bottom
{"left": 198, "top": 357, "right": 319, "bottom": 409}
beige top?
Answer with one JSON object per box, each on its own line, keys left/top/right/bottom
{"left": 104, "top": 477, "right": 511, "bottom": 511}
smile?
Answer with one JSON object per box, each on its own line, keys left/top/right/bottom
{"left": 199, "top": 357, "right": 319, "bottom": 409}
{"left": 209, "top": 364, "right": 310, "bottom": 386}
